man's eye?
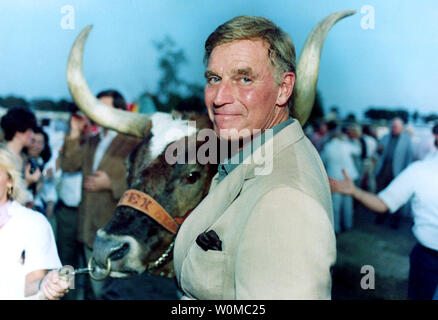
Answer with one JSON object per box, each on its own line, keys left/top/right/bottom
{"left": 207, "top": 77, "right": 220, "bottom": 85}
{"left": 241, "top": 77, "right": 252, "bottom": 83}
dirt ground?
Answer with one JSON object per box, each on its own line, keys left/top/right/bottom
{"left": 332, "top": 204, "right": 416, "bottom": 300}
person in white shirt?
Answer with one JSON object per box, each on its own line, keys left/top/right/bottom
{"left": 321, "top": 125, "right": 361, "bottom": 234}
{"left": 329, "top": 126, "right": 438, "bottom": 299}
{"left": 0, "top": 147, "right": 69, "bottom": 300}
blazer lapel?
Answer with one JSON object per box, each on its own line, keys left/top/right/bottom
{"left": 175, "top": 162, "right": 249, "bottom": 266}
{"left": 85, "top": 135, "right": 100, "bottom": 175}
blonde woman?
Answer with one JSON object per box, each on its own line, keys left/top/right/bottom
{"left": 0, "top": 147, "right": 69, "bottom": 299}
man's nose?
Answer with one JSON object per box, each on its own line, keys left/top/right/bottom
{"left": 213, "top": 80, "right": 234, "bottom": 107}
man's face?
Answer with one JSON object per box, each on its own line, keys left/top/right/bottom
{"left": 347, "top": 128, "right": 359, "bottom": 139}
{"left": 204, "top": 39, "right": 292, "bottom": 140}
{"left": 22, "top": 128, "right": 34, "bottom": 147}
{"left": 391, "top": 119, "right": 403, "bottom": 136}
{"left": 99, "top": 96, "right": 114, "bottom": 108}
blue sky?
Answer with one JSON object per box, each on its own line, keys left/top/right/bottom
{"left": 1, "top": 0, "right": 437, "bottom": 118}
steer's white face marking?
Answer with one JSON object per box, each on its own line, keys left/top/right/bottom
{"left": 149, "top": 112, "right": 197, "bottom": 160}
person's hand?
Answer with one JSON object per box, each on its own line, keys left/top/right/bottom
{"left": 84, "top": 171, "right": 111, "bottom": 192}
{"left": 328, "top": 169, "right": 356, "bottom": 195}
{"left": 39, "top": 270, "right": 70, "bottom": 300}
{"left": 69, "top": 114, "right": 88, "bottom": 139}
{"left": 24, "top": 164, "right": 41, "bottom": 185}
{"left": 45, "top": 168, "right": 54, "bottom": 180}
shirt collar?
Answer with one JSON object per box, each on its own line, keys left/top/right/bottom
{"left": 218, "top": 118, "right": 294, "bottom": 183}
{"left": 99, "top": 129, "right": 118, "bottom": 141}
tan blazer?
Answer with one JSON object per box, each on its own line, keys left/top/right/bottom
{"left": 60, "top": 133, "right": 141, "bottom": 248}
{"left": 173, "top": 120, "right": 336, "bottom": 299}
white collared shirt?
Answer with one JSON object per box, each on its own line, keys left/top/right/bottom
{"left": 321, "top": 135, "right": 361, "bottom": 181}
{"left": 57, "top": 171, "right": 83, "bottom": 207}
{"left": 0, "top": 201, "right": 61, "bottom": 299}
{"left": 92, "top": 129, "right": 118, "bottom": 173}
{"left": 378, "top": 152, "right": 438, "bottom": 251}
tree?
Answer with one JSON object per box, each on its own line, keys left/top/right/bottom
{"left": 345, "top": 113, "right": 357, "bottom": 122}
{"left": 412, "top": 110, "right": 419, "bottom": 123}
{"left": 364, "top": 107, "right": 409, "bottom": 123}
{"left": 0, "top": 95, "right": 30, "bottom": 109}
{"left": 55, "top": 99, "right": 75, "bottom": 112}
{"left": 423, "top": 113, "right": 438, "bottom": 123}
{"left": 154, "top": 36, "right": 188, "bottom": 102}
{"left": 32, "top": 99, "right": 57, "bottom": 111}
{"left": 150, "top": 36, "right": 206, "bottom": 114}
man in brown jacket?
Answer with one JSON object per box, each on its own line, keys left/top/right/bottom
{"left": 60, "top": 90, "right": 141, "bottom": 299}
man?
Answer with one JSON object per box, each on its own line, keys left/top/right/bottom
{"left": 329, "top": 124, "right": 438, "bottom": 299}
{"left": 0, "top": 106, "right": 37, "bottom": 162}
{"left": 321, "top": 123, "right": 360, "bottom": 234}
{"left": 60, "top": 90, "right": 141, "bottom": 299}
{"left": 345, "top": 123, "right": 364, "bottom": 182}
{"left": 360, "top": 125, "right": 378, "bottom": 192}
{"left": 0, "top": 107, "right": 41, "bottom": 188}
{"left": 173, "top": 16, "right": 335, "bottom": 299}
{"left": 375, "top": 117, "right": 413, "bottom": 228}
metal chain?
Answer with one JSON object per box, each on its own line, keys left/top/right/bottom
{"left": 147, "top": 241, "right": 174, "bottom": 273}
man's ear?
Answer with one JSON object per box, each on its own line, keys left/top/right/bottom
{"left": 276, "top": 72, "right": 295, "bottom": 106}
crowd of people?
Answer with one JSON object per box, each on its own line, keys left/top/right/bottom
{"left": 311, "top": 117, "right": 438, "bottom": 300}
{"left": 0, "top": 89, "right": 141, "bottom": 300}
{"left": 328, "top": 121, "right": 438, "bottom": 299}
{"left": 308, "top": 117, "right": 437, "bottom": 234}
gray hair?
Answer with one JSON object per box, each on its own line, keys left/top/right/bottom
{"left": 204, "top": 16, "right": 296, "bottom": 109}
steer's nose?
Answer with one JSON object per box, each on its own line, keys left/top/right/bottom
{"left": 93, "top": 229, "right": 130, "bottom": 267}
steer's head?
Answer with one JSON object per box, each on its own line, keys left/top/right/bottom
{"left": 93, "top": 115, "right": 217, "bottom": 278}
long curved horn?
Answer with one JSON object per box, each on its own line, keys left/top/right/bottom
{"left": 293, "top": 10, "right": 356, "bottom": 125}
{"left": 66, "top": 25, "right": 152, "bottom": 138}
